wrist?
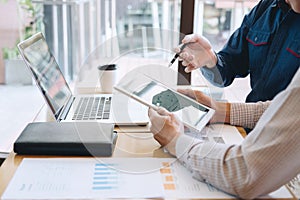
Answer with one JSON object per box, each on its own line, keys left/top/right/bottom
{"left": 212, "top": 102, "right": 231, "bottom": 123}
{"left": 206, "top": 50, "right": 218, "bottom": 68}
{"left": 224, "top": 102, "right": 231, "bottom": 124}
{"left": 165, "top": 134, "right": 180, "bottom": 156}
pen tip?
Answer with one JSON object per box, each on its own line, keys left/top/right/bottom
{"left": 168, "top": 63, "right": 172, "bottom": 68}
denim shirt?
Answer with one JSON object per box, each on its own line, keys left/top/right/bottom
{"left": 201, "top": 0, "right": 300, "bottom": 102}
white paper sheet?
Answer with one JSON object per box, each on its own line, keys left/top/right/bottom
{"left": 2, "top": 157, "right": 293, "bottom": 199}
{"left": 2, "top": 158, "right": 164, "bottom": 199}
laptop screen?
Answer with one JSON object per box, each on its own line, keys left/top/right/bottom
{"left": 18, "top": 33, "right": 72, "bottom": 118}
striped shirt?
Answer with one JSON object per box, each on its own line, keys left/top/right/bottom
{"left": 174, "top": 68, "right": 300, "bottom": 199}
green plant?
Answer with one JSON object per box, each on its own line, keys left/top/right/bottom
{"left": 2, "top": 46, "right": 19, "bottom": 60}
{"left": 18, "top": 0, "right": 44, "bottom": 40}
{"left": 2, "top": 0, "right": 44, "bottom": 60}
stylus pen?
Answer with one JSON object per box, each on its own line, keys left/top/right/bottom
{"left": 168, "top": 42, "right": 191, "bottom": 67}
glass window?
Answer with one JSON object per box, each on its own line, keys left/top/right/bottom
{"left": 194, "top": 0, "right": 258, "bottom": 51}
{"left": 35, "top": 0, "right": 183, "bottom": 81}
{"left": 34, "top": 0, "right": 258, "bottom": 83}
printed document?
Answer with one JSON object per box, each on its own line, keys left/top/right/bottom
{"left": 2, "top": 158, "right": 293, "bottom": 199}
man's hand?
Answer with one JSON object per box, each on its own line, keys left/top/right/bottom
{"left": 148, "top": 107, "right": 184, "bottom": 155}
{"left": 178, "top": 89, "right": 230, "bottom": 124}
{"left": 175, "top": 34, "right": 217, "bottom": 72}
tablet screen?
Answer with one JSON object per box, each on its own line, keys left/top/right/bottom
{"left": 115, "top": 73, "right": 215, "bottom": 132}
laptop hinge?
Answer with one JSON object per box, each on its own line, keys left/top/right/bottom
{"left": 58, "top": 96, "right": 75, "bottom": 121}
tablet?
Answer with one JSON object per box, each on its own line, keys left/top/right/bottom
{"left": 114, "top": 73, "right": 215, "bottom": 132}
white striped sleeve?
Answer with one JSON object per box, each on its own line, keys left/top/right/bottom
{"left": 230, "top": 101, "right": 271, "bottom": 129}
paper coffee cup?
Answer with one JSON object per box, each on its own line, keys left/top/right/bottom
{"left": 98, "top": 64, "right": 117, "bottom": 93}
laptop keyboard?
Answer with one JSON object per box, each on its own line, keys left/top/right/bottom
{"left": 72, "top": 96, "right": 111, "bottom": 120}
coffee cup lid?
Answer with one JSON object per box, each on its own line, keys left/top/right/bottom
{"left": 98, "top": 64, "right": 117, "bottom": 71}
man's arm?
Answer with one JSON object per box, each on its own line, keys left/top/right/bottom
{"left": 175, "top": 76, "right": 300, "bottom": 199}
{"left": 178, "top": 89, "right": 270, "bottom": 129}
{"left": 149, "top": 68, "right": 300, "bottom": 198}
{"left": 230, "top": 101, "right": 270, "bottom": 129}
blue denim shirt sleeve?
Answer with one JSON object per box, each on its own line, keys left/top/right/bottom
{"left": 200, "top": 56, "right": 225, "bottom": 87}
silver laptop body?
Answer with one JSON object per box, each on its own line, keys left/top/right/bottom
{"left": 17, "top": 32, "right": 148, "bottom": 126}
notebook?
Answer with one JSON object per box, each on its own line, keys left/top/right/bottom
{"left": 17, "top": 32, "right": 148, "bottom": 125}
{"left": 14, "top": 122, "right": 116, "bottom": 156}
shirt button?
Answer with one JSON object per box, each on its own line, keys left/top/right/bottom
{"left": 254, "top": 37, "right": 258, "bottom": 41}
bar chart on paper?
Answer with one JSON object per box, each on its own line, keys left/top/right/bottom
{"left": 92, "top": 163, "right": 118, "bottom": 191}
{"left": 1, "top": 158, "right": 165, "bottom": 199}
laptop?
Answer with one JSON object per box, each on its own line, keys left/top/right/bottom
{"left": 17, "top": 32, "right": 148, "bottom": 125}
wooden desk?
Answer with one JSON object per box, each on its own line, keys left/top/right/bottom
{"left": 1, "top": 126, "right": 296, "bottom": 200}
{"left": 0, "top": 131, "right": 170, "bottom": 196}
